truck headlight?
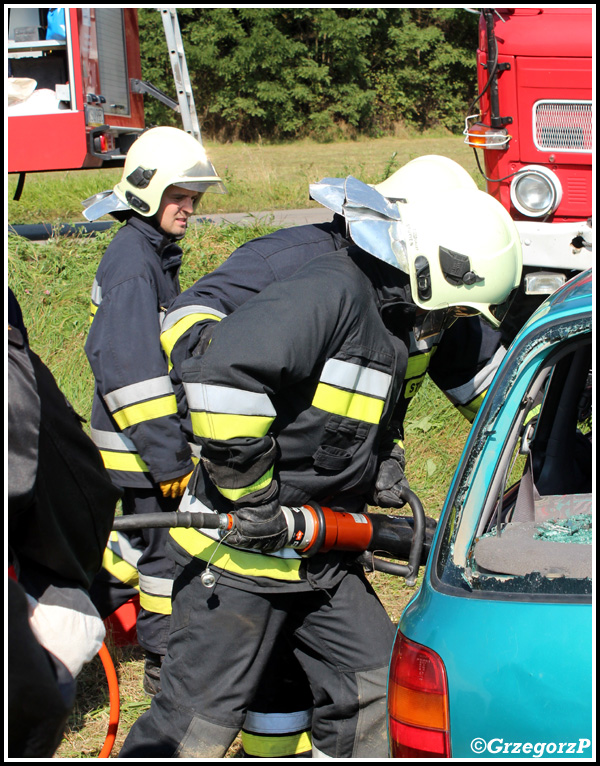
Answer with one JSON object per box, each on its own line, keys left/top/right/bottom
{"left": 510, "top": 165, "right": 562, "bottom": 218}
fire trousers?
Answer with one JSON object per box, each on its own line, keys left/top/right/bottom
{"left": 119, "top": 561, "right": 395, "bottom": 758}
{"left": 90, "top": 488, "right": 179, "bottom": 656}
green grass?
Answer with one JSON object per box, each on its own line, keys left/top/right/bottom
{"left": 8, "top": 133, "right": 483, "bottom": 224}
{"left": 8, "top": 134, "right": 473, "bottom": 757}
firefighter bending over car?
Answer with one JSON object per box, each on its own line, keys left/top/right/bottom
{"left": 83, "top": 127, "right": 226, "bottom": 695}
{"left": 119, "top": 166, "right": 522, "bottom": 757}
{"left": 155, "top": 155, "right": 511, "bottom": 758}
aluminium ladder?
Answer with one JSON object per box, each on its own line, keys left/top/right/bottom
{"left": 159, "top": 7, "right": 202, "bottom": 142}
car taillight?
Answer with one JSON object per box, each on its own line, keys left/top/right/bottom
{"left": 387, "top": 632, "right": 451, "bottom": 758}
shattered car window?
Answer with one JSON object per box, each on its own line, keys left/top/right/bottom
{"left": 436, "top": 318, "right": 592, "bottom": 598}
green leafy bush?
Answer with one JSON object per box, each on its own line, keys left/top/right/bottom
{"left": 139, "top": 7, "right": 478, "bottom": 141}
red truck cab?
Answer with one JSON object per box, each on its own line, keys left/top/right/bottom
{"left": 464, "top": 7, "right": 593, "bottom": 334}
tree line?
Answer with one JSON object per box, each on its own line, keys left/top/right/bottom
{"left": 138, "top": 7, "right": 480, "bottom": 142}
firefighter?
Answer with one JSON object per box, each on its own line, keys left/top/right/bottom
{"left": 162, "top": 155, "right": 506, "bottom": 429}
{"left": 83, "top": 126, "right": 226, "bottom": 695}
{"left": 8, "top": 289, "right": 119, "bottom": 757}
{"left": 119, "top": 186, "right": 522, "bottom": 758}
{"left": 157, "top": 156, "right": 509, "bottom": 757}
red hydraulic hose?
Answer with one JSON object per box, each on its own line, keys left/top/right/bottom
{"left": 98, "top": 642, "right": 120, "bottom": 758}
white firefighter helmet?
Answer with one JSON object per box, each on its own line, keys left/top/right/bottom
{"left": 398, "top": 188, "right": 522, "bottom": 328}
{"left": 309, "top": 155, "right": 477, "bottom": 216}
{"left": 83, "top": 126, "right": 225, "bottom": 221}
{"left": 372, "top": 154, "right": 477, "bottom": 201}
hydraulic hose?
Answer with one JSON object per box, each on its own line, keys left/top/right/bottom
{"left": 8, "top": 222, "right": 116, "bottom": 241}
{"left": 113, "top": 510, "right": 229, "bottom": 532}
{"left": 98, "top": 642, "right": 120, "bottom": 758}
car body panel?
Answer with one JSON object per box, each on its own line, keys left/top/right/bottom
{"left": 401, "top": 587, "right": 592, "bottom": 757}
{"left": 391, "top": 269, "right": 593, "bottom": 758}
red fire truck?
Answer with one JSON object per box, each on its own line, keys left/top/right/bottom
{"left": 8, "top": 8, "right": 198, "bottom": 195}
{"left": 463, "top": 7, "right": 593, "bottom": 334}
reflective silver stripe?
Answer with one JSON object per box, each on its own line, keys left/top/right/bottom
{"left": 91, "top": 427, "right": 138, "bottom": 453}
{"left": 320, "top": 359, "right": 391, "bottom": 399}
{"left": 92, "top": 426, "right": 199, "bottom": 460}
{"left": 185, "top": 383, "right": 277, "bottom": 417}
{"left": 161, "top": 304, "right": 227, "bottom": 333}
{"left": 107, "top": 531, "right": 143, "bottom": 567}
{"left": 138, "top": 572, "right": 173, "bottom": 597}
{"left": 244, "top": 709, "right": 313, "bottom": 735}
{"left": 446, "top": 345, "right": 506, "bottom": 405}
{"left": 91, "top": 278, "right": 102, "bottom": 307}
{"left": 104, "top": 375, "right": 174, "bottom": 412}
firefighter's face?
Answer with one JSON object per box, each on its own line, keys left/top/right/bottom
{"left": 156, "top": 185, "right": 200, "bottom": 239}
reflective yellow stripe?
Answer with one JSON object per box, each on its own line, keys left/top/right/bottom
{"left": 524, "top": 403, "right": 541, "bottom": 425}
{"left": 217, "top": 468, "right": 274, "bottom": 502}
{"left": 312, "top": 383, "right": 384, "bottom": 424}
{"left": 112, "top": 395, "right": 178, "bottom": 429}
{"left": 102, "top": 549, "right": 140, "bottom": 589}
{"left": 457, "top": 391, "right": 486, "bottom": 423}
{"left": 90, "top": 302, "right": 98, "bottom": 323}
{"left": 403, "top": 350, "right": 435, "bottom": 399}
{"left": 100, "top": 449, "right": 149, "bottom": 473}
{"left": 191, "top": 411, "right": 275, "bottom": 440}
{"left": 241, "top": 732, "right": 312, "bottom": 758}
{"left": 170, "top": 528, "right": 302, "bottom": 581}
{"left": 160, "top": 312, "right": 221, "bottom": 361}
{"left": 406, "top": 349, "right": 434, "bottom": 379}
{"left": 139, "top": 592, "right": 172, "bottom": 615}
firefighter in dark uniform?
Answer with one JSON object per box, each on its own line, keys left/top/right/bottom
{"left": 8, "top": 289, "right": 119, "bottom": 757}
{"left": 83, "top": 126, "right": 226, "bottom": 694}
{"left": 157, "top": 157, "right": 508, "bottom": 756}
{"left": 120, "top": 181, "right": 522, "bottom": 758}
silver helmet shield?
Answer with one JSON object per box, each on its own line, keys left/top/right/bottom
{"left": 309, "top": 175, "right": 410, "bottom": 273}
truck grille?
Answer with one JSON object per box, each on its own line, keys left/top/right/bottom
{"left": 533, "top": 101, "right": 592, "bottom": 153}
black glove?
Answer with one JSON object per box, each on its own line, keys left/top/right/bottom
{"left": 371, "top": 443, "right": 410, "bottom": 509}
{"left": 227, "top": 496, "right": 289, "bottom": 553}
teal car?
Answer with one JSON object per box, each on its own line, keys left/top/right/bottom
{"left": 388, "top": 270, "right": 593, "bottom": 759}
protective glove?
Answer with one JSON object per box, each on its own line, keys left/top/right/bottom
{"left": 159, "top": 470, "right": 194, "bottom": 499}
{"left": 371, "top": 443, "right": 410, "bottom": 509}
{"left": 227, "top": 495, "right": 289, "bottom": 553}
{"left": 26, "top": 590, "right": 105, "bottom": 678}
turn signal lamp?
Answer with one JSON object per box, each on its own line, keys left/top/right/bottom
{"left": 388, "top": 632, "right": 451, "bottom": 758}
{"left": 463, "top": 117, "right": 510, "bottom": 149}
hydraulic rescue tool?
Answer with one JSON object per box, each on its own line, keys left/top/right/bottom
{"left": 113, "top": 488, "right": 436, "bottom": 586}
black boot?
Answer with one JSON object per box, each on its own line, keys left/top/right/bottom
{"left": 143, "top": 651, "right": 163, "bottom": 697}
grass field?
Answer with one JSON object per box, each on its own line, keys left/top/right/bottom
{"left": 8, "top": 131, "right": 482, "bottom": 224}
{"left": 8, "top": 134, "right": 473, "bottom": 757}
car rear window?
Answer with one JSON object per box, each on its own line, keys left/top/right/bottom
{"left": 435, "top": 321, "right": 592, "bottom": 599}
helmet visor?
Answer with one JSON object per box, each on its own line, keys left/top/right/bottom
{"left": 413, "top": 306, "right": 479, "bottom": 341}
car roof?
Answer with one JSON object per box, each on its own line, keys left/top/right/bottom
{"left": 518, "top": 269, "right": 592, "bottom": 340}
